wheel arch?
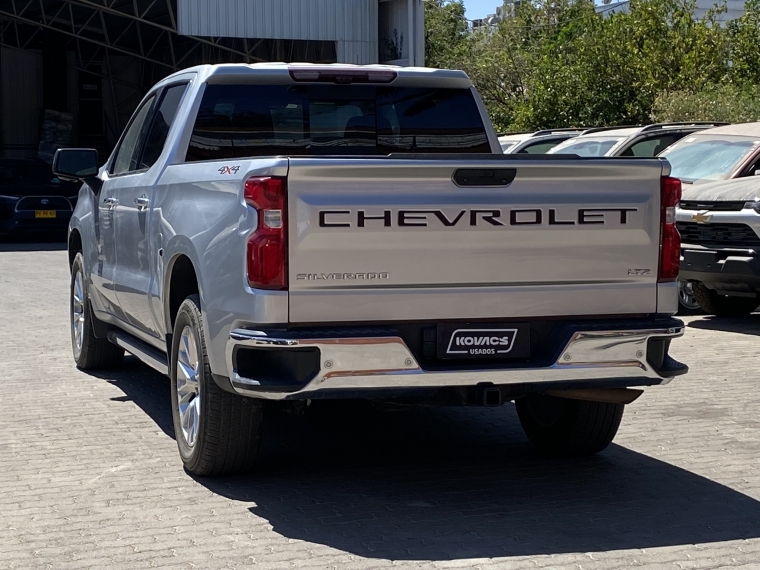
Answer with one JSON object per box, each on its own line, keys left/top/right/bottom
{"left": 68, "top": 228, "right": 83, "bottom": 270}
{"left": 164, "top": 252, "right": 202, "bottom": 339}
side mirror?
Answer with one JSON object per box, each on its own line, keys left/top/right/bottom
{"left": 53, "top": 148, "right": 102, "bottom": 193}
{"left": 53, "top": 148, "right": 99, "bottom": 180}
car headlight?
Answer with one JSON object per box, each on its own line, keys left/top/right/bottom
{"left": 0, "top": 195, "right": 19, "bottom": 202}
{"left": 744, "top": 201, "right": 760, "bottom": 213}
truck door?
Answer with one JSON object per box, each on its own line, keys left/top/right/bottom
{"left": 92, "top": 93, "right": 157, "bottom": 323}
{"left": 112, "top": 83, "right": 189, "bottom": 338}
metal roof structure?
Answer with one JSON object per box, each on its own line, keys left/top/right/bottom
{"left": 0, "top": 0, "right": 338, "bottom": 71}
{"left": 0, "top": 0, "right": 339, "bottom": 154}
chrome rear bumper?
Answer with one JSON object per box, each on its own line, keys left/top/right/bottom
{"left": 225, "top": 324, "right": 686, "bottom": 400}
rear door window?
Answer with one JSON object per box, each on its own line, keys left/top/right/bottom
{"left": 186, "top": 84, "right": 490, "bottom": 161}
{"left": 138, "top": 83, "right": 189, "bottom": 170}
{"left": 621, "top": 134, "right": 679, "bottom": 157}
{"left": 517, "top": 140, "right": 565, "bottom": 154}
{"left": 111, "top": 95, "right": 156, "bottom": 175}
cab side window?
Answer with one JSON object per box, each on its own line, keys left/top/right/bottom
{"left": 518, "top": 140, "right": 564, "bottom": 154}
{"left": 741, "top": 157, "right": 760, "bottom": 177}
{"left": 110, "top": 95, "right": 156, "bottom": 176}
{"left": 623, "top": 134, "right": 679, "bottom": 157}
{"left": 139, "top": 84, "right": 189, "bottom": 170}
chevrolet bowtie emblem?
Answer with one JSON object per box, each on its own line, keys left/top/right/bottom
{"left": 691, "top": 212, "right": 712, "bottom": 223}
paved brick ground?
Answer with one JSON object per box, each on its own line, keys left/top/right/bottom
{"left": 1, "top": 240, "right": 760, "bottom": 569}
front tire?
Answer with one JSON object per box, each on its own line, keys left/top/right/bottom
{"left": 515, "top": 393, "right": 624, "bottom": 456}
{"left": 170, "top": 294, "right": 264, "bottom": 476}
{"left": 692, "top": 283, "right": 758, "bottom": 317}
{"left": 677, "top": 280, "right": 703, "bottom": 315}
{"left": 70, "top": 252, "right": 124, "bottom": 370}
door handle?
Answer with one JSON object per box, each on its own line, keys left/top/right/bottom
{"left": 103, "top": 197, "right": 119, "bottom": 210}
{"left": 134, "top": 195, "right": 150, "bottom": 211}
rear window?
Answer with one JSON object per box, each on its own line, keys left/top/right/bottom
{"left": 547, "top": 136, "right": 625, "bottom": 157}
{"left": 186, "top": 84, "right": 490, "bottom": 161}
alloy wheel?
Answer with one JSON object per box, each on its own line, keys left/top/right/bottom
{"left": 176, "top": 325, "right": 201, "bottom": 447}
{"left": 72, "top": 270, "right": 85, "bottom": 358}
{"left": 678, "top": 280, "right": 700, "bottom": 311}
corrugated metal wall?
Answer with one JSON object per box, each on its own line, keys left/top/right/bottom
{"left": 0, "top": 48, "right": 44, "bottom": 159}
{"left": 378, "top": 0, "right": 406, "bottom": 63}
{"left": 375, "top": 0, "right": 424, "bottom": 66}
{"left": 178, "top": 0, "right": 378, "bottom": 64}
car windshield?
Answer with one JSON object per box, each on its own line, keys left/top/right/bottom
{"left": 500, "top": 142, "right": 516, "bottom": 152}
{"left": 0, "top": 160, "right": 55, "bottom": 184}
{"left": 546, "top": 136, "right": 625, "bottom": 157}
{"left": 661, "top": 135, "right": 760, "bottom": 182}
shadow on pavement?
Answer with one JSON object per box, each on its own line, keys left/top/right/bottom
{"left": 88, "top": 356, "right": 175, "bottom": 439}
{"left": 0, "top": 232, "right": 66, "bottom": 252}
{"left": 687, "top": 314, "right": 760, "bottom": 337}
{"left": 93, "top": 358, "right": 760, "bottom": 560}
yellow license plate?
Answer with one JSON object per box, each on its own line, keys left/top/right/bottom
{"left": 35, "top": 210, "right": 56, "bottom": 218}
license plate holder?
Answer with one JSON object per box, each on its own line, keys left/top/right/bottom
{"left": 35, "top": 210, "right": 56, "bottom": 218}
{"left": 437, "top": 324, "right": 531, "bottom": 360}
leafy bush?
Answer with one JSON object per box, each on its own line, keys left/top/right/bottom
{"left": 425, "top": 0, "right": 760, "bottom": 131}
{"left": 652, "top": 84, "right": 760, "bottom": 123}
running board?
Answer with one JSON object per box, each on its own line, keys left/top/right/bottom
{"left": 107, "top": 330, "right": 169, "bottom": 375}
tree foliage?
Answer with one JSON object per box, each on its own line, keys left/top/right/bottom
{"left": 425, "top": 0, "right": 759, "bottom": 131}
{"left": 653, "top": 84, "right": 760, "bottom": 123}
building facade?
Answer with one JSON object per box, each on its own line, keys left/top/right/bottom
{"left": 0, "top": 0, "right": 424, "bottom": 159}
{"left": 596, "top": 0, "right": 747, "bottom": 21}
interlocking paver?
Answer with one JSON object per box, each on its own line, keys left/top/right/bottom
{"left": 1, "top": 241, "right": 760, "bottom": 569}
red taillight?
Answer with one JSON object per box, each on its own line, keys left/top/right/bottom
{"left": 245, "top": 176, "right": 287, "bottom": 290}
{"left": 658, "top": 176, "right": 682, "bottom": 282}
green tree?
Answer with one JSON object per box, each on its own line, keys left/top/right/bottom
{"left": 424, "top": 0, "right": 737, "bottom": 132}
{"left": 424, "top": 0, "right": 469, "bottom": 69}
{"left": 726, "top": 0, "right": 760, "bottom": 85}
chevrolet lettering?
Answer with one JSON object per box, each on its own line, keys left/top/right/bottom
{"left": 318, "top": 208, "right": 638, "bottom": 228}
{"left": 60, "top": 62, "right": 686, "bottom": 477}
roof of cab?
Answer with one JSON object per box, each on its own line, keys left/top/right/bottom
{"left": 579, "top": 127, "right": 642, "bottom": 138}
{"left": 160, "top": 62, "right": 473, "bottom": 88}
{"left": 693, "top": 122, "right": 760, "bottom": 137}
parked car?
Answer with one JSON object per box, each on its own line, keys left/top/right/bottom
{"left": 58, "top": 63, "right": 687, "bottom": 476}
{"left": 658, "top": 122, "right": 760, "bottom": 312}
{"left": 547, "top": 123, "right": 727, "bottom": 158}
{"left": 498, "top": 129, "right": 584, "bottom": 154}
{"left": 676, "top": 176, "right": 760, "bottom": 316}
{"left": 0, "top": 158, "right": 79, "bottom": 237}
{"left": 660, "top": 122, "right": 760, "bottom": 184}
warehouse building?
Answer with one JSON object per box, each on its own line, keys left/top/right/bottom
{"left": 0, "top": 0, "right": 424, "bottom": 160}
{"left": 595, "top": 0, "right": 747, "bottom": 20}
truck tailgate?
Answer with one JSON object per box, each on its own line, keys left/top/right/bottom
{"left": 286, "top": 157, "right": 665, "bottom": 323}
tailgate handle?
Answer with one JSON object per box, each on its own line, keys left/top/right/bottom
{"left": 453, "top": 168, "right": 516, "bottom": 187}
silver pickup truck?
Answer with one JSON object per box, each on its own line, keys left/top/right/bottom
{"left": 55, "top": 63, "right": 687, "bottom": 476}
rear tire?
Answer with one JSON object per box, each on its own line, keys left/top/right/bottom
{"left": 170, "top": 294, "right": 264, "bottom": 476}
{"left": 692, "top": 283, "right": 758, "bottom": 317}
{"left": 515, "top": 393, "right": 624, "bottom": 456}
{"left": 70, "top": 252, "right": 124, "bottom": 370}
